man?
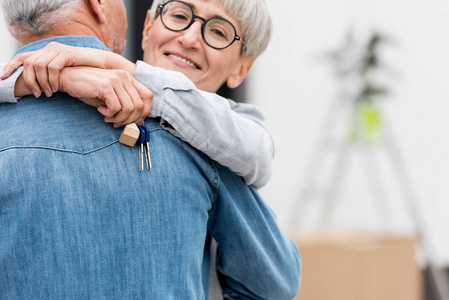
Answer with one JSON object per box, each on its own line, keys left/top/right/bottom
{"left": 0, "top": 0, "right": 301, "bottom": 299}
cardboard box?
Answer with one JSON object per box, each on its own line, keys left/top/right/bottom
{"left": 290, "top": 230, "right": 422, "bottom": 300}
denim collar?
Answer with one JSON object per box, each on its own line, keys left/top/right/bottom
{"left": 15, "top": 35, "right": 111, "bottom": 55}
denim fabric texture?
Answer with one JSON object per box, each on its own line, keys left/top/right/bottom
{"left": 0, "top": 36, "right": 301, "bottom": 299}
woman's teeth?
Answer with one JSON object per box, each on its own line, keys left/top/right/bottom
{"left": 168, "top": 54, "right": 198, "bottom": 69}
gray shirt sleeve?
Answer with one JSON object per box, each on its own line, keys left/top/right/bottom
{"left": 0, "top": 63, "right": 23, "bottom": 103}
{"left": 134, "top": 60, "right": 274, "bottom": 188}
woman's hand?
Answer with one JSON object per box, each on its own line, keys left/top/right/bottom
{"left": 0, "top": 42, "right": 149, "bottom": 127}
{"left": 59, "top": 66, "right": 152, "bottom": 128}
{"left": 0, "top": 42, "right": 136, "bottom": 97}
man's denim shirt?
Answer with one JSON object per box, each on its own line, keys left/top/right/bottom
{"left": 0, "top": 36, "right": 301, "bottom": 299}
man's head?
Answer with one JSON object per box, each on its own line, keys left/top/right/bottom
{"left": 142, "top": 0, "right": 272, "bottom": 92}
{"left": 1, "top": 0, "right": 128, "bottom": 54}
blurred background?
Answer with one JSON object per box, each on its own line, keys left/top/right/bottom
{"left": 249, "top": 1, "right": 449, "bottom": 299}
{"left": 251, "top": 0, "right": 449, "bottom": 263}
{"left": 1, "top": 0, "right": 448, "bottom": 299}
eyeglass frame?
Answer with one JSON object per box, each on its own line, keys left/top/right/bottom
{"left": 157, "top": 0, "right": 244, "bottom": 50}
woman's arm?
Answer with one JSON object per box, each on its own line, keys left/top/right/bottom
{"left": 0, "top": 63, "right": 152, "bottom": 127}
{"left": 57, "top": 66, "right": 152, "bottom": 127}
{"left": 134, "top": 61, "right": 274, "bottom": 188}
{"left": 1, "top": 42, "right": 136, "bottom": 97}
{"left": 0, "top": 44, "right": 150, "bottom": 127}
{"left": 1, "top": 43, "right": 274, "bottom": 187}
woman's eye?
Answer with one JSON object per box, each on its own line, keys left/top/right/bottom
{"left": 210, "top": 28, "right": 227, "bottom": 40}
{"left": 215, "top": 30, "right": 225, "bottom": 38}
{"left": 172, "top": 13, "right": 189, "bottom": 20}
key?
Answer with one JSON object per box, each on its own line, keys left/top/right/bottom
{"left": 142, "top": 125, "right": 152, "bottom": 171}
{"left": 138, "top": 126, "right": 146, "bottom": 172}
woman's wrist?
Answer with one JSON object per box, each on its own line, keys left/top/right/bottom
{"left": 14, "top": 74, "right": 33, "bottom": 97}
{"left": 104, "top": 52, "right": 137, "bottom": 76}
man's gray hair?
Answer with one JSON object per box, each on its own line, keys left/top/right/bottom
{"left": 150, "top": 0, "right": 272, "bottom": 56}
{"left": 1, "top": 0, "right": 82, "bottom": 36}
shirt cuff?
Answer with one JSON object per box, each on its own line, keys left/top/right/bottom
{"left": 0, "top": 65, "right": 23, "bottom": 103}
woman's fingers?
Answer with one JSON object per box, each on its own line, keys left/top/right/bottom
{"left": 109, "top": 81, "right": 145, "bottom": 127}
{"left": 2, "top": 42, "right": 107, "bottom": 96}
{"left": 33, "top": 57, "right": 54, "bottom": 97}
{"left": 22, "top": 55, "right": 43, "bottom": 97}
{"left": 104, "top": 76, "right": 153, "bottom": 127}
{"left": 0, "top": 52, "right": 32, "bottom": 79}
{"left": 12, "top": 48, "right": 60, "bottom": 97}
{"left": 47, "top": 53, "right": 71, "bottom": 93}
{"left": 105, "top": 80, "right": 136, "bottom": 125}
{"left": 59, "top": 67, "right": 153, "bottom": 127}
{"left": 133, "top": 79, "right": 153, "bottom": 121}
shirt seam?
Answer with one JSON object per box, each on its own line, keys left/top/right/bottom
{"left": 0, "top": 141, "right": 119, "bottom": 155}
{"left": 0, "top": 127, "right": 169, "bottom": 155}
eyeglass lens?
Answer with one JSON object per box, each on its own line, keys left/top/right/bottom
{"left": 160, "top": 1, "right": 237, "bottom": 49}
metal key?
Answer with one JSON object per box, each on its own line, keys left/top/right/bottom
{"left": 138, "top": 126, "right": 146, "bottom": 172}
{"left": 142, "top": 125, "right": 152, "bottom": 171}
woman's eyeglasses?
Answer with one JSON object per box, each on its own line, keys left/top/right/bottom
{"left": 158, "top": 0, "right": 243, "bottom": 50}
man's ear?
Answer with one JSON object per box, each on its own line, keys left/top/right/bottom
{"left": 87, "top": 0, "right": 107, "bottom": 24}
{"left": 141, "top": 10, "right": 154, "bottom": 51}
{"left": 226, "top": 55, "right": 257, "bottom": 89}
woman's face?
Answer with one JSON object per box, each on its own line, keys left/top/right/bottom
{"left": 141, "top": 0, "right": 255, "bottom": 92}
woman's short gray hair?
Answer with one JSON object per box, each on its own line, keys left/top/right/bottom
{"left": 1, "top": 0, "right": 81, "bottom": 36}
{"left": 150, "top": 0, "right": 272, "bottom": 56}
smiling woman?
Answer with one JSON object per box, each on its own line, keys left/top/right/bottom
{"left": 140, "top": 0, "right": 257, "bottom": 92}
{"left": 128, "top": 0, "right": 246, "bottom": 101}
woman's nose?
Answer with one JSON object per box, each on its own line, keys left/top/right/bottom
{"left": 177, "top": 21, "right": 203, "bottom": 49}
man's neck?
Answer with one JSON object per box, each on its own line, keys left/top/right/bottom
{"left": 18, "top": 16, "right": 107, "bottom": 49}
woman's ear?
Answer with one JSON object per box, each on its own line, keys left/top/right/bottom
{"left": 142, "top": 10, "right": 154, "bottom": 51}
{"left": 87, "top": 0, "right": 107, "bottom": 24}
{"left": 226, "top": 55, "right": 257, "bottom": 89}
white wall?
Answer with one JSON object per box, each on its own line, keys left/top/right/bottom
{"left": 0, "top": 9, "right": 17, "bottom": 61}
{"left": 249, "top": 0, "right": 449, "bottom": 266}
